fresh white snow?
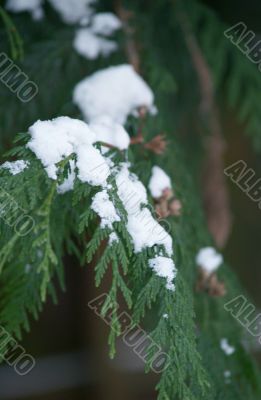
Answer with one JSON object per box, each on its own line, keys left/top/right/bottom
{"left": 76, "top": 145, "right": 110, "bottom": 186}
{"left": 27, "top": 116, "right": 109, "bottom": 186}
{"left": 57, "top": 160, "right": 76, "bottom": 194}
{"left": 6, "top": 0, "right": 44, "bottom": 20}
{"left": 48, "top": 0, "right": 95, "bottom": 24}
{"left": 196, "top": 247, "right": 223, "bottom": 273}
{"left": 1, "top": 160, "right": 29, "bottom": 175}
{"left": 148, "top": 166, "right": 172, "bottom": 198}
{"left": 6, "top": 0, "right": 96, "bottom": 22}
{"left": 73, "top": 28, "right": 117, "bottom": 60}
{"left": 73, "top": 64, "right": 155, "bottom": 124}
{"left": 224, "top": 370, "right": 231, "bottom": 378}
{"left": 109, "top": 231, "right": 119, "bottom": 244}
{"left": 90, "top": 116, "right": 130, "bottom": 150}
{"left": 25, "top": 116, "right": 176, "bottom": 292}
{"left": 91, "top": 190, "right": 120, "bottom": 228}
{"left": 116, "top": 164, "right": 173, "bottom": 255}
{"left": 149, "top": 256, "right": 177, "bottom": 291}
{"left": 90, "top": 12, "right": 122, "bottom": 35}
{"left": 220, "top": 338, "right": 235, "bottom": 356}
{"left": 224, "top": 370, "right": 232, "bottom": 384}
{"left": 6, "top": 0, "right": 178, "bottom": 294}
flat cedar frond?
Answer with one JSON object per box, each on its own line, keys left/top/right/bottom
{"left": 0, "top": 1, "right": 260, "bottom": 399}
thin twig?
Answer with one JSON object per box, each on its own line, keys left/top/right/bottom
{"left": 114, "top": 0, "right": 141, "bottom": 73}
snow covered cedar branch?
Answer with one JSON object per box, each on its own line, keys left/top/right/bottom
{"left": 0, "top": 115, "right": 208, "bottom": 399}
{"left": 1, "top": 1, "right": 261, "bottom": 400}
{"left": 0, "top": 21, "right": 208, "bottom": 397}
{"left": 0, "top": 2, "right": 211, "bottom": 396}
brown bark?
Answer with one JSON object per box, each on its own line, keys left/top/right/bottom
{"left": 115, "top": 2, "right": 169, "bottom": 157}
{"left": 114, "top": 1, "right": 140, "bottom": 73}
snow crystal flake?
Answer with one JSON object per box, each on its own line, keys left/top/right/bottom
{"left": 196, "top": 247, "right": 223, "bottom": 273}
{"left": 73, "top": 28, "right": 117, "bottom": 60}
{"left": 91, "top": 12, "right": 122, "bottom": 36}
{"left": 1, "top": 160, "right": 29, "bottom": 175}
{"left": 73, "top": 64, "right": 155, "bottom": 124}
{"left": 91, "top": 190, "right": 120, "bottom": 228}
{"left": 148, "top": 166, "right": 172, "bottom": 199}
{"left": 220, "top": 338, "right": 235, "bottom": 356}
{"left": 149, "top": 256, "right": 177, "bottom": 291}
{"left": 163, "top": 313, "right": 169, "bottom": 319}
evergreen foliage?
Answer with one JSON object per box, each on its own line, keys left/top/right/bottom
{"left": 0, "top": 0, "right": 261, "bottom": 399}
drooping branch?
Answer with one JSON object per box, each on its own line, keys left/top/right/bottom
{"left": 114, "top": 1, "right": 140, "bottom": 72}
{"left": 178, "top": 9, "right": 232, "bottom": 248}
{"left": 114, "top": 1, "right": 168, "bottom": 156}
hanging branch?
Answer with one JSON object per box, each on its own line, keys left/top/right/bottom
{"left": 114, "top": 0, "right": 141, "bottom": 73}
{"left": 114, "top": 1, "right": 167, "bottom": 155}
{"left": 0, "top": 6, "right": 23, "bottom": 60}
{"left": 177, "top": 8, "right": 232, "bottom": 248}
